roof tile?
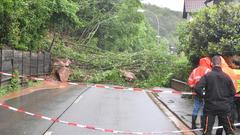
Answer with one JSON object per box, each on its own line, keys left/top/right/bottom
{"left": 184, "top": 0, "right": 213, "bottom": 12}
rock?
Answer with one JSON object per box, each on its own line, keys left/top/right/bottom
{"left": 57, "top": 67, "right": 71, "bottom": 82}
{"left": 53, "top": 59, "right": 71, "bottom": 67}
{"left": 52, "top": 59, "right": 72, "bottom": 82}
{"left": 121, "top": 70, "right": 136, "bottom": 81}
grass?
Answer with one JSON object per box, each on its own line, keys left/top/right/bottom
{"left": 0, "top": 80, "right": 41, "bottom": 98}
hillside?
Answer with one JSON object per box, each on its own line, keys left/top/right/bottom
{"left": 0, "top": 0, "right": 189, "bottom": 89}
{"left": 143, "top": 4, "right": 183, "bottom": 47}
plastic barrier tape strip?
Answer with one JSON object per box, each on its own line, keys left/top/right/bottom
{"left": 1, "top": 71, "right": 240, "bottom": 97}
{"left": 1, "top": 103, "right": 240, "bottom": 134}
{"left": 1, "top": 103, "right": 232, "bottom": 134}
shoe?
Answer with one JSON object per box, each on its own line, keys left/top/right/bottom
{"left": 201, "top": 116, "right": 205, "bottom": 129}
{"left": 192, "top": 115, "right": 197, "bottom": 129}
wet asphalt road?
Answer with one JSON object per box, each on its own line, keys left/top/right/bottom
{"left": 0, "top": 86, "right": 180, "bottom": 135}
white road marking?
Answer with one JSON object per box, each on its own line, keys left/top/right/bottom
{"left": 44, "top": 131, "right": 52, "bottom": 135}
{"left": 74, "top": 96, "right": 83, "bottom": 104}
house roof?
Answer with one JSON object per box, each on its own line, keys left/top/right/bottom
{"left": 183, "top": 0, "right": 213, "bottom": 18}
{"left": 184, "top": 0, "right": 213, "bottom": 13}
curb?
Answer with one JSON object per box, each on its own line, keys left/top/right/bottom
{"left": 147, "top": 92, "right": 197, "bottom": 135}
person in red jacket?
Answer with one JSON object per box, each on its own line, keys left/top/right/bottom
{"left": 188, "top": 57, "right": 212, "bottom": 129}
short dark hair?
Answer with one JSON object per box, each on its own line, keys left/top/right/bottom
{"left": 212, "top": 55, "right": 221, "bottom": 66}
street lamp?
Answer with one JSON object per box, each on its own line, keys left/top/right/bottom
{"left": 137, "top": 8, "right": 160, "bottom": 45}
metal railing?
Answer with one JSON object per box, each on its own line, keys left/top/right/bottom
{"left": 171, "top": 79, "right": 190, "bottom": 91}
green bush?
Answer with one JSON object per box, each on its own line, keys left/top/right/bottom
{"left": 89, "top": 69, "right": 126, "bottom": 85}
{"left": 27, "top": 80, "right": 40, "bottom": 87}
{"left": 0, "top": 86, "right": 10, "bottom": 97}
{"left": 178, "top": 3, "right": 240, "bottom": 63}
{"left": 134, "top": 56, "right": 191, "bottom": 87}
{"left": 171, "top": 56, "right": 191, "bottom": 82}
{"left": 69, "top": 68, "right": 85, "bottom": 82}
{"left": 10, "top": 70, "right": 21, "bottom": 91}
{"left": 0, "top": 70, "right": 21, "bottom": 97}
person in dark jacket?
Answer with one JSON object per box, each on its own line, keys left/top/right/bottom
{"left": 195, "top": 55, "right": 235, "bottom": 135}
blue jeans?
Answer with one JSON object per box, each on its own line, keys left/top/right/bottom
{"left": 192, "top": 96, "right": 204, "bottom": 116}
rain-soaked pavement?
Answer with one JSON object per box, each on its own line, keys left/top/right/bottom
{"left": 0, "top": 86, "right": 87, "bottom": 135}
{"left": 157, "top": 88, "right": 240, "bottom": 135}
{"left": 0, "top": 85, "right": 181, "bottom": 135}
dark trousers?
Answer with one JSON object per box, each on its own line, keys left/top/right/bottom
{"left": 235, "top": 98, "right": 240, "bottom": 124}
{"left": 216, "top": 104, "right": 236, "bottom": 135}
{"left": 216, "top": 98, "right": 240, "bottom": 135}
{"left": 203, "top": 113, "right": 234, "bottom": 135}
{"left": 216, "top": 114, "right": 235, "bottom": 135}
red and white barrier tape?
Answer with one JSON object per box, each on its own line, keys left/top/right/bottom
{"left": 73, "top": 83, "right": 200, "bottom": 96}
{"left": 92, "top": 84, "right": 240, "bottom": 97}
{"left": 92, "top": 84, "right": 196, "bottom": 95}
{"left": 1, "top": 71, "right": 240, "bottom": 97}
{"left": 0, "top": 103, "right": 199, "bottom": 134}
{"left": 0, "top": 72, "right": 13, "bottom": 76}
{"left": 1, "top": 103, "right": 240, "bottom": 134}
{"left": 0, "top": 71, "right": 44, "bottom": 81}
{"left": 70, "top": 83, "right": 195, "bottom": 95}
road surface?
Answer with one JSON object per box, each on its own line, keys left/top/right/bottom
{"left": 0, "top": 85, "right": 181, "bottom": 135}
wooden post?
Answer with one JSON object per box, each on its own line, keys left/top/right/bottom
{"left": 21, "top": 51, "right": 24, "bottom": 86}
{"left": 43, "top": 52, "right": 45, "bottom": 75}
{"left": 37, "top": 52, "right": 39, "bottom": 77}
{"left": 49, "top": 53, "right": 51, "bottom": 74}
{"left": 11, "top": 49, "right": 14, "bottom": 76}
{"left": 30, "top": 51, "right": 32, "bottom": 76}
{"left": 0, "top": 49, "right": 2, "bottom": 87}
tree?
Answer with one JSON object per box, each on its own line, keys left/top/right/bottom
{"left": 0, "top": 0, "right": 51, "bottom": 50}
{"left": 47, "top": 0, "right": 82, "bottom": 52}
{"left": 96, "top": 0, "right": 156, "bottom": 52}
{"left": 143, "top": 4, "right": 183, "bottom": 52}
{"left": 178, "top": 3, "right": 240, "bottom": 65}
{"left": 0, "top": 0, "right": 82, "bottom": 51}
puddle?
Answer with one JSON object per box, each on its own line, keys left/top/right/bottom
{"left": 168, "top": 100, "right": 174, "bottom": 103}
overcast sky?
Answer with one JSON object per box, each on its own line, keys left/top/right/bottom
{"left": 140, "top": 0, "right": 184, "bottom": 11}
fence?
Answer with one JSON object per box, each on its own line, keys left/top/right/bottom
{"left": 0, "top": 49, "right": 51, "bottom": 86}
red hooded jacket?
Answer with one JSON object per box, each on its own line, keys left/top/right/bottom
{"left": 188, "top": 57, "right": 212, "bottom": 88}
